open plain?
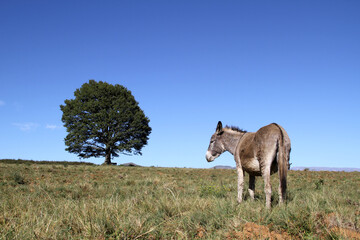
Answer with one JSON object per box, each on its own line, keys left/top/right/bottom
{"left": 0, "top": 161, "right": 359, "bottom": 239}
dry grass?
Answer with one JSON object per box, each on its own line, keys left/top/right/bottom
{"left": 0, "top": 162, "right": 359, "bottom": 239}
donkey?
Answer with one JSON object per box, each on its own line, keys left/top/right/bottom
{"left": 206, "top": 121, "right": 291, "bottom": 208}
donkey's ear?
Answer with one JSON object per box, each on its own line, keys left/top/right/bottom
{"left": 216, "top": 121, "right": 223, "bottom": 133}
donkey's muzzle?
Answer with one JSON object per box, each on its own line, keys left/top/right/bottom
{"left": 206, "top": 151, "right": 215, "bottom": 162}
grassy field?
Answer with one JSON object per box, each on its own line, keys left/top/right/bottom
{"left": 0, "top": 161, "right": 359, "bottom": 239}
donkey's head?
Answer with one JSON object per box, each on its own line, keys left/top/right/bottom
{"left": 206, "top": 121, "right": 226, "bottom": 162}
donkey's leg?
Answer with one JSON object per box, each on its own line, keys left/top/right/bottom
{"left": 235, "top": 159, "right": 244, "bottom": 204}
{"left": 262, "top": 169, "right": 272, "bottom": 209}
{"left": 236, "top": 166, "right": 244, "bottom": 203}
{"left": 278, "top": 184, "right": 285, "bottom": 204}
{"left": 278, "top": 169, "right": 287, "bottom": 205}
{"left": 248, "top": 175, "right": 256, "bottom": 200}
{"left": 234, "top": 145, "right": 244, "bottom": 204}
{"left": 260, "top": 145, "right": 278, "bottom": 209}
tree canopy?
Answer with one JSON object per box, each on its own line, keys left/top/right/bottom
{"left": 60, "top": 80, "right": 151, "bottom": 164}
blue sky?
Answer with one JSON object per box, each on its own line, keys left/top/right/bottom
{"left": 1, "top": 0, "right": 359, "bottom": 168}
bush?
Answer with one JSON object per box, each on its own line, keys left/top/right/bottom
{"left": 13, "top": 172, "right": 25, "bottom": 184}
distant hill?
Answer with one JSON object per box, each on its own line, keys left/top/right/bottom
{"left": 212, "top": 165, "right": 236, "bottom": 169}
{"left": 291, "top": 167, "right": 360, "bottom": 172}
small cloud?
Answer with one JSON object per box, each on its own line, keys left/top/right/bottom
{"left": 0, "top": 100, "right": 5, "bottom": 106}
{"left": 46, "top": 124, "right": 61, "bottom": 130}
{"left": 13, "top": 122, "right": 39, "bottom": 131}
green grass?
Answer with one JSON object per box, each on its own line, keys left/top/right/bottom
{"left": 0, "top": 162, "right": 359, "bottom": 239}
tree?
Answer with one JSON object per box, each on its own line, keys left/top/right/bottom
{"left": 60, "top": 80, "right": 151, "bottom": 165}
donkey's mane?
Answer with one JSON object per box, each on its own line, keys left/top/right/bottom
{"left": 224, "top": 125, "right": 247, "bottom": 133}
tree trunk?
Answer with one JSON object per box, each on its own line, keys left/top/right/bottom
{"left": 104, "top": 148, "right": 111, "bottom": 165}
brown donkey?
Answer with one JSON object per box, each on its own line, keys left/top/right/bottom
{"left": 206, "top": 121, "right": 291, "bottom": 208}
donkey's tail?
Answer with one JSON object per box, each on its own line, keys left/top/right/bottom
{"left": 273, "top": 123, "right": 289, "bottom": 203}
